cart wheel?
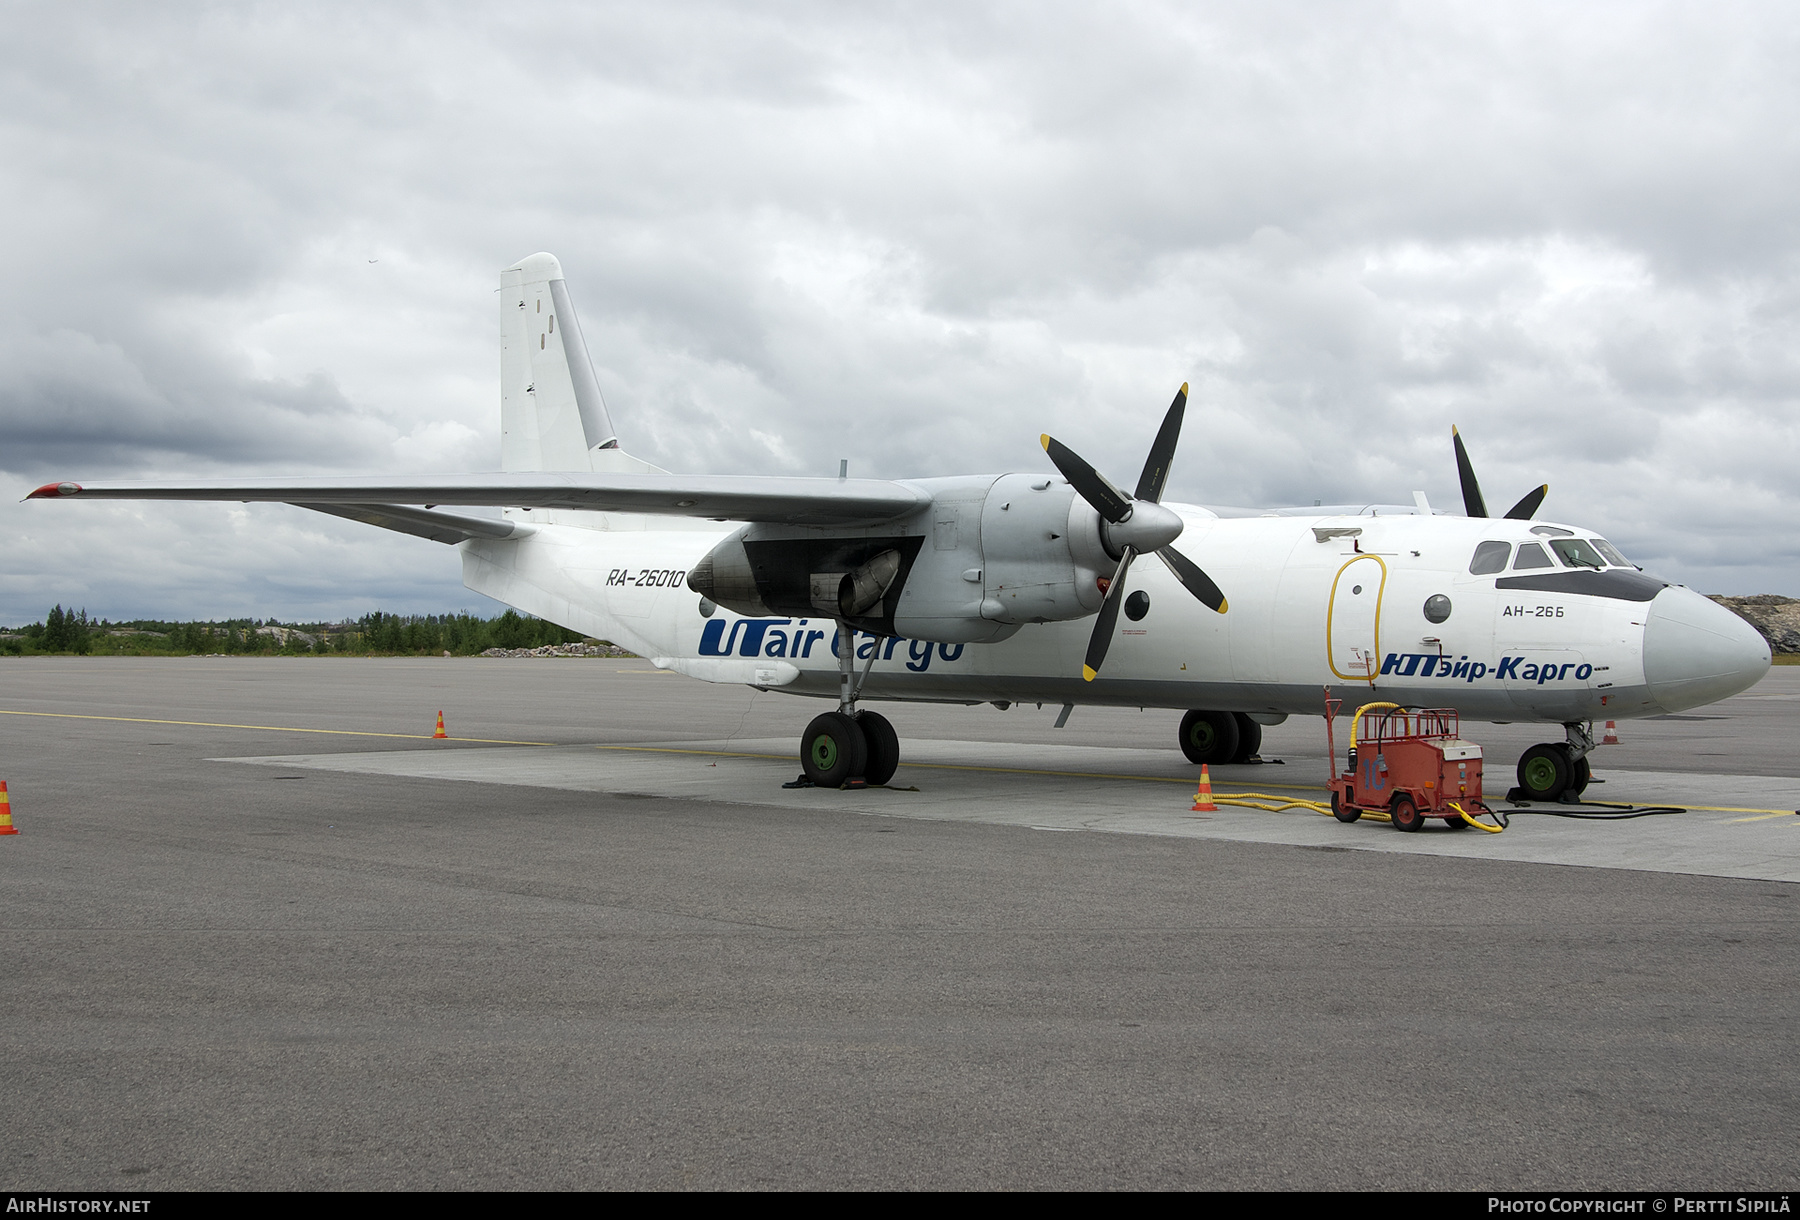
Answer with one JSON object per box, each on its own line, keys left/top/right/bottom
{"left": 1442, "top": 812, "right": 1469, "bottom": 829}
{"left": 1389, "top": 795, "right": 1423, "bottom": 832}
{"left": 1331, "top": 791, "right": 1361, "bottom": 823}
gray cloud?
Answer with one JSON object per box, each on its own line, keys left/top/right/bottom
{"left": 3, "top": 0, "right": 1799, "bottom": 623}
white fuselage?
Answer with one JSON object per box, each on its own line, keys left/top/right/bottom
{"left": 459, "top": 493, "right": 1771, "bottom": 725}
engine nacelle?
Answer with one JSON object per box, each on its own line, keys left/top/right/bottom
{"left": 685, "top": 472, "right": 1177, "bottom": 645}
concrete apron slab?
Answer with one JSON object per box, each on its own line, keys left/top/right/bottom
{"left": 222, "top": 737, "right": 1800, "bottom": 884}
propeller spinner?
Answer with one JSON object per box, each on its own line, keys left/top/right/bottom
{"left": 1452, "top": 426, "right": 1548, "bottom": 520}
{"left": 1040, "top": 384, "right": 1227, "bottom": 682}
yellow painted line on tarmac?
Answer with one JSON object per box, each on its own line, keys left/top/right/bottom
{"left": 0, "top": 709, "right": 554, "bottom": 746}
{"left": 591, "top": 743, "right": 1326, "bottom": 791}
{"left": 1728, "top": 811, "right": 1800, "bottom": 823}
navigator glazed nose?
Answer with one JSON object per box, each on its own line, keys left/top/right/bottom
{"left": 1642, "top": 586, "right": 1771, "bottom": 714}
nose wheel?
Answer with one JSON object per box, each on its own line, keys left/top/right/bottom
{"left": 1514, "top": 729, "right": 1595, "bottom": 802}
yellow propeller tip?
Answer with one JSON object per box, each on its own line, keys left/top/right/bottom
{"left": 1180, "top": 382, "right": 1189, "bottom": 394}
{"left": 1081, "top": 665, "right": 1098, "bottom": 682}
{"left": 1216, "top": 598, "right": 1229, "bottom": 614}
{"left": 1039, "top": 434, "right": 1051, "bottom": 451}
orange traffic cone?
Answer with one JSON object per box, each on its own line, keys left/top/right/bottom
{"left": 0, "top": 781, "right": 17, "bottom": 835}
{"left": 1601, "top": 720, "right": 1620, "bottom": 745}
{"left": 1192, "top": 765, "right": 1218, "bottom": 812}
{"left": 433, "top": 711, "right": 448, "bottom": 739}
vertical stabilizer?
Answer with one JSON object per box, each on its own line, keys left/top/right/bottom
{"left": 500, "top": 253, "right": 627, "bottom": 473}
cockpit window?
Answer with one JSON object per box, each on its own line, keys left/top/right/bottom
{"left": 1512, "top": 542, "right": 1555, "bottom": 570}
{"left": 1590, "top": 538, "right": 1631, "bottom": 567}
{"left": 1469, "top": 541, "right": 1511, "bottom": 575}
{"left": 1549, "top": 538, "right": 1607, "bottom": 570}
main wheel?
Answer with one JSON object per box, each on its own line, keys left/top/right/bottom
{"left": 1179, "top": 710, "right": 1240, "bottom": 766}
{"left": 1332, "top": 791, "right": 1361, "bottom": 823}
{"left": 1390, "top": 794, "right": 1423, "bottom": 832}
{"left": 856, "top": 710, "right": 900, "bottom": 787}
{"left": 801, "top": 712, "right": 868, "bottom": 788}
{"left": 1230, "top": 713, "right": 1263, "bottom": 763}
{"left": 1516, "top": 743, "right": 1572, "bottom": 802}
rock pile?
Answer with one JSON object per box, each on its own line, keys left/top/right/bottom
{"left": 1710, "top": 595, "right": 1800, "bottom": 654}
{"left": 478, "top": 642, "right": 635, "bottom": 658}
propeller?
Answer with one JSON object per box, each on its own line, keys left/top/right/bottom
{"left": 1452, "top": 425, "right": 1549, "bottom": 520}
{"left": 1040, "top": 384, "right": 1227, "bottom": 682}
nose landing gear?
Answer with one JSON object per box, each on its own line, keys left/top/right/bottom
{"left": 797, "top": 620, "right": 902, "bottom": 788}
{"left": 1512, "top": 722, "right": 1595, "bottom": 803}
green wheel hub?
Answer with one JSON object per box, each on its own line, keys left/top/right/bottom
{"left": 809, "top": 734, "right": 839, "bottom": 771}
{"left": 1188, "top": 722, "right": 1216, "bottom": 752}
{"left": 1522, "top": 753, "right": 1560, "bottom": 792}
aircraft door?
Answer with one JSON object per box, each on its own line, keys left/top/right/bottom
{"left": 1327, "top": 555, "right": 1386, "bottom": 684}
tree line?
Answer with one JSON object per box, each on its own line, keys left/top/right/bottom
{"left": 0, "top": 606, "right": 592, "bottom": 657}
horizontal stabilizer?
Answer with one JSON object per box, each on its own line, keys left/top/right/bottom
{"left": 299, "top": 503, "right": 531, "bottom": 545}
{"left": 30, "top": 473, "right": 932, "bottom": 527}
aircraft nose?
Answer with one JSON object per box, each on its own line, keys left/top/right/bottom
{"left": 1642, "top": 586, "right": 1771, "bottom": 713}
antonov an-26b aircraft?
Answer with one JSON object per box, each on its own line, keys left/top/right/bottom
{"left": 31, "top": 253, "right": 1771, "bottom": 807}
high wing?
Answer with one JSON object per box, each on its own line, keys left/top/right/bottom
{"left": 28, "top": 473, "right": 931, "bottom": 529}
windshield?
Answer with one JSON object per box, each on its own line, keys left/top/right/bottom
{"left": 1590, "top": 538, "right": 1631, "bottom": 567}
{"left": 1549, "top": 538, "right": 1607, "bottom": 570}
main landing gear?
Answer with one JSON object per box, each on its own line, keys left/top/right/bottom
{"left": 797, "top": 620, "right": 901, "bottom": 788}
{"left": 1513, "top": 722, "right": 1595, "bottom": 803}
{"left": 1178, "top": 709, "right": 1264, "bottom": 765}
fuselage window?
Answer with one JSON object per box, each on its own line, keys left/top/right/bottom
{"left": 1549, "top": 538, "right": 1607, "bottom": 570}
{"left": 1590, "top": 539, "right": 1631, "bottom": 567}
{"left": 1512, "top": 542, "right": 1555, "bottom": 570}
{"left": 1469, "top": 541, "right": 1511, "bottom": 575}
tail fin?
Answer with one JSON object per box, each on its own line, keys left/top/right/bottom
{"left": 500, "top": 253, "right": 660, "bottom": 474}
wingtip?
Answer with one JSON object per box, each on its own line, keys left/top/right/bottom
{"left": 27, "top": 481, "right": 78, "bottom": 500}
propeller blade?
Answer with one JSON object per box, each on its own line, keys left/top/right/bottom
{"left": 1133, "top": 383, "right": 1188, "bottom": 504}
{"left": 1155, "top": 545, "right": 1228, "bottom": 614}
{"left": 1041, "top": 434, "right": 1133, "bottom": 524}
{"left": 1082, "top": 550, "right": 1136, "bottom": 680}
{"left": 1503, "top": 484, "right": 1548, "bottom": 520}
{"left": 1452, "top": 426, "right": 1488, "bottom": 519}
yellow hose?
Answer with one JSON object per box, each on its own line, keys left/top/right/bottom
{"left": 1348, "top": 701, "right": 1402, "bottom": 749}
{"left": 1449, "top": 801, "right": 1505, "bottom": 833}
{"left": 1202, "top": 791, "right": 1391, "bottom": 823}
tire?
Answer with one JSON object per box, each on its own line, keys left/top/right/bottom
{"left": 1516, "top": 743, "right": 1572, "bottom": 802}
{"left": 856, "top": 710, "right": 900, "bottom": 787}
{"left": 1230, "top": 713, "right": 1263, "bottom": 763}
{"left": 1569, "top": 752, "right": 1591, "bottom": 797}
{"left": 1443, "top": 812, "right": 1469, "bottom": 829}
{"left": 801, "top": 712, "right": 868, "bottom": 788}
{"left": 1179, "top": 710, "right": 1240, "bottom": 766}
{"left": 1332, "top": 790, "right": 1361, "bottom": 823}
{"left": 1390, "top": 794, "right": 1423, "bottom": 832}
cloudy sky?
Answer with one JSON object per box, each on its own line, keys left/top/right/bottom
{"left": 3, "top": 1, "right": 1798, "bottom": 625}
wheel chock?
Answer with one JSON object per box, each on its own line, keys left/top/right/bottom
{"left": 0, "top": 781, "right": 17, "bottom": 835}
{"left": 433, "top": 711, "right": 448, "bottom": 739}
{"left": 1192, "top": 765, "right": 1218, "bottom": 812}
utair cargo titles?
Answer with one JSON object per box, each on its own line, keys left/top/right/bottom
{"left": 1380, "top": 652, "right": 1598, "bottom": 685}
{"left": 29, "top": 251, "right": 1772, "bottom": 803}
{"left": 700, "top": 616, "right": 966, "bottom": 671}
